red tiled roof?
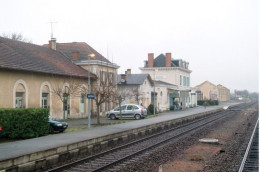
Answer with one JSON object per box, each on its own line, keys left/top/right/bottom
{"left": 0, "top": 37, "right": 94, "bottom": 79}
{"left": 44, "top": 42, "right": 111, "bottom": 63}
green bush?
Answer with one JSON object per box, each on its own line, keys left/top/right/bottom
{"left": 147, "top": 104, "right": 157, "bottom": 115}
{"left": 197, "top": 100, "right": 219, "bottom": 106}
{"left": 0, "top": 108, "right": 49, "bottom": 139}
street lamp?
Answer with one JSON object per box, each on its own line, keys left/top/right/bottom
{"left": 87, "top": 53, "right": 95, "bottom": 128}
{"left": 153, "top": 69, "right": 158, "bottom": 115}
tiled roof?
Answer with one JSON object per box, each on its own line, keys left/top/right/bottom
{"left": 145, "top": 53, "right": 177, "bottom": 67}
{"left": 117, "top": 74, "right": 152, "bottom": 85}
{"left": 44, "top": 42, "right": 111, "bottom": 63}
{"left": 0, "top": 37, "right": 93, "bottom": 79}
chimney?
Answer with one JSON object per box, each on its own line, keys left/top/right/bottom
{"left": 72, "top": 52, "right": 80, "bottom": 60}
{"left": 120, "top": 74, "right": 127, "bottom": 84}
{"left": 165, "top": 53, "right": 172, "bottom": 67}
{"left": 148, "top": 53, "right": 154, "bottom": 67}
{"left": 49, "top": 38, "right": 56, "bottom": 50}
{"left": 126, "top": 69, "right": 131, "bottom": 75}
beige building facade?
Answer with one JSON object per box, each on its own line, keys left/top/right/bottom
{"left": 0, "top": 69, "right": 90, "bottom": 119}
{"left": 195, "top": 81, "right": 230, "bottom": 102}
{"left": 217, "top": 84, "right": 231, "bottom": 102}
{"left": 46, "top": 40, "right": 120, "bottom": 116}
{"left": 0, "top": 37, "right": 117, "bottom": 119}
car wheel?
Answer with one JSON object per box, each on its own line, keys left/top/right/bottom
{"left": 49, "top": 126, "right": 54, "bottom": 134}
{"left": 110, "top": 114, "right": 116, "bottom": 120}
{"left": 135, "top": 114, "right": 141, "bottom": 120}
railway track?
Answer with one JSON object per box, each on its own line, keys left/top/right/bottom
{"left": 238, "top": 118, "right": 259, "bottom": 172}
{"left": 47, "top": 103, "right": 255, "bottom": 172}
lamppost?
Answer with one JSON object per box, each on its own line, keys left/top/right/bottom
{"left": 87, "top": 53, "right": 95, "bottom": 128}
{"left": 153, "top": 69, "right": 158, "bottom": 115}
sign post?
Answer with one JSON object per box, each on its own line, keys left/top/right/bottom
{"left": 87, "top": 94, "right": 95, "bottom": 99}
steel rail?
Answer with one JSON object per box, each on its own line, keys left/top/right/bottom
{"left": 238, "top": 118, "right": 259, "bottom": 172}
{"left": 47, "top": 108, "right": 228, "bottom": 172}
{"left": 47, "top": 102, "right": 254, "bottom": 172}
{"left": 93, "top": 110, "right": 234, "bottom": 172}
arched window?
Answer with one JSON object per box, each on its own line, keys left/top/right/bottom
{"left": 13, "top": 80, "right": 28, "bottom": 108}
{"left": 40, "top": 82, "right": 51, "bottom": 110}
{"left": 62, "top": 84, "right": 70, "bottom": 119}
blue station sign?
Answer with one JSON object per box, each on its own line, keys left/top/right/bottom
{"left": 87, "top": 94, "right": 95, "bottom": 99}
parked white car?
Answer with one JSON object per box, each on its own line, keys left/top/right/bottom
{"left": 106, "top": 104, "right": 147, "bottom": 120}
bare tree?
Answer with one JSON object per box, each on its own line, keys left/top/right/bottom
{"left": 2, "top": 33, "right": 32, "bottom": 43}
{"left": 50, "top": 76, "right": 83, "bottom": 119}
{"left": 131, "top": 86, "right": 142, "bottom": 105}
{"left": 92, "top": 80, "right": 116, "bottom": 124}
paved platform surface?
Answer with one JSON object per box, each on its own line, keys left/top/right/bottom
{"left": 0, "top": 102, "right": 239, "bottom": 161}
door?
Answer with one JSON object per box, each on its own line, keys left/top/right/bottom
{"left": 63, "top": 94, "right": 70, "bottom": 119}
{"left": 119, "top": 105, "right": 127, "bottom": 118}
{"left": 80, "top": 95, "right": 85, "bottom": 114}
{"left": 125, "top": 105, "right": 134, "bottom": 118}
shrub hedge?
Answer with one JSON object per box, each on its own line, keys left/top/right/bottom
{"left": 147, "top": 104, "right": 157, "bottom": 115}
{"left": 0, "top": 108, "right": 49, "bottom": 139}
{"left": 197, "top": 100, "right": 219, "bottom": 106}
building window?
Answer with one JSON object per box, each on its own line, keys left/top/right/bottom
{"left": 14, "top": 81, "right": 27, "bottom": 108}
{"left": 62, "top": 85, "right": 70, "bottom": 119}
{"left": 183, "top": 76, "right": 186, "bottom": 86}
{"left": 42, "top": 93, "right": 49, "bottom": 108}
{"left": 180, "top": 75, "right": 182, "bottom": 85}
{"left": 100, "top": 71, "right": 107, "bottom": 85}
{"left": 109, "top": 72, "right": 114, "bottom": 86}
{"left": 187, "top": 77, "right": 190, "bottom": 86}
{"left": 41, "top": 84, "right": 50, "bottom": 109}
{"left": 40, "top": 82, "right": 52, "bottom": 114}
{"left": 92, "top": 66, "right": 97, "bottom": 74}
{"left": 16, "top": 92, "right": 25, "bottom": 108}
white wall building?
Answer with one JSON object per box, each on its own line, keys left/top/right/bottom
{"left": 117, "top": 69, "right": 154, "bottom": 108}
{"left": 140, "top": 53, "right": 192, "bottom": 110}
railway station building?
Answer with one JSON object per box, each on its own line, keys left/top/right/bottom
{"left": 140, "top": 53, "right": 193, "bottom": 111}
{"left": 195, "top": 81, "right": 230, "bottom": 102}
{"left": 0, "top": 37, "right": 119, "bottom": 119}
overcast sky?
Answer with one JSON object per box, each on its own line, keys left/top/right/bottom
{"left": 0, "top": 0, "right": 259, "bottom": 92}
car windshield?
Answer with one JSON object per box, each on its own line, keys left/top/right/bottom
{"left": 49, "top": 117, "right": 56, "bottom": 121}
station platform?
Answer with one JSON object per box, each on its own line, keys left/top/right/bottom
{"left": 0, "top": 101, "right": 239, "bottom": 171}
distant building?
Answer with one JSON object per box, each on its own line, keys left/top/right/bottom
{"left": 140, "top": 53, "right": 192, "bottom": 110}
{"left": 233, "top": 90, "right": 251, "bottom": 101}
{"left": 117, "top": 69, "right": 154, "bottom": 108}
{"left": 140, "top": 53, "right": 191, "bottom": 89}
{"left": 217, "top": 84, "right": 230, "bottom": 102}
{"left": 195, "top": 81, "right": 230, "bottom": 102}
